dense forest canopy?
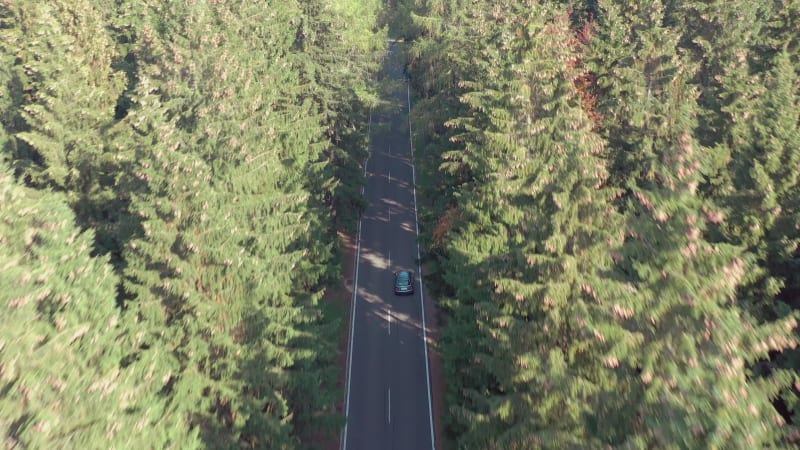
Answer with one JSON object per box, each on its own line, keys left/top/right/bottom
{"left": 2, "top": 0, "right": 800, "bottom": 449}
{"left": 1, "top": 0, "right": 384, "bottom": 448}
{"left": 404, "top": 0, "right": 800, "bottom": 448}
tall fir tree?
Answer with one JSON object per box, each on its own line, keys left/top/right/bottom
{"left": 411, "top": 0, "right": 633, "bottom": 446}
{"left": 1, "top": 0, "right": 387, "bottom": 446}
{"left": 664, "top": 0, "right": 766, "bottom": 148}
{"left": 448, "top": 5, "right": 632, "bottom": 447}
{"left": 614, "top": 82, "right": 800, "bottom": 448}
{"left": 0, "top": 0, "right": 127, "bottom": 254}
{"left": 294, "top": 0, "right": 386, "bottom": 231}
{"left": 590, "top": 1, "right": 800, "bottom": 446}
{"left": 114, "top": 0, "right": 350, "bottom": 446}
{"left": 0, "top": 163, "right": 162, "bottom": 449}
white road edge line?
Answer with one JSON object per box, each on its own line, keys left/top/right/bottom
{"left": 388, "top": 388, "right": 392, "bottom": 424}
{"left": 388, "top": 305, "right": 392, "bottom": 335}
{"left": 408, "top": 79, "right": 436, "bottom": 450}
{"left": 341, "top": 112, "right": 370, "bottom": 450}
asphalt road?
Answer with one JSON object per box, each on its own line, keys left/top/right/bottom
{"left": 342, "top": 42, "right": 435, "bottom": 450}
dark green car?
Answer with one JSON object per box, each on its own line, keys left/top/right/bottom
{"left": 393, "top": 270, "right": 415, "bottom": 295}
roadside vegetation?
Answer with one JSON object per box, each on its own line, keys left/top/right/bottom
{"left": 403, "top": 0, "right": 800, "bottom": 447}
{"left": 0, "top": 0, "right": 384, "bottom": 448}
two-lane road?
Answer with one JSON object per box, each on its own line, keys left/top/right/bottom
{"left": 343, "top": 42, "right": 435, "bottom": 450}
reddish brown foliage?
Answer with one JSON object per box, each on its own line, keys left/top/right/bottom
{"left": 567, "top": 13, "right": 604, "bottom": 129}
{"left": 432, "top": 206, "right": 462, "bottom": 247}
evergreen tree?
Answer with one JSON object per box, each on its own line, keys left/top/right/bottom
{"left": 412, "top": 1, "right": 631, "bottom": 446}
{"left": 1, "top": 0, "right": 386, "bottom": 447}
{"left": 665, "top": 0, "right": 765, "bottom": 148}
{"left": 294, "top": 0, "right": 386, "bottom": 231}
{"left": 114, "top": 0, "right": 360, "bottom": 446}
{"left": 758, "top": 0, "right": 800, "bottom": 68}
{"left": 590, "top": 1, "right": 800, "bottom": 445}
{"left": 711, "top": 49, "right": 800, "bottom": 311}
{"left": 715, "top": 49, "right": 800, "bottom": 427}
{"left": 0, "top": 164, "right": 158, "bottom": 449}
{"left": 407, "top": 0, "right": 494, "bottom": 273}
{"left": 0, "top": 0, "right": 127, "bottom": 254}
{"left": 448, "top": 6, "right": 630, "bottom": 447}
{"left": 615, "top": 84, "right": 800, "bottom": 448}
{"left": 590, "top": 0, "right": 686, "bottom": 190}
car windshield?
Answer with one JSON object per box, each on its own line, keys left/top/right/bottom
{"left": 396, "top": 272, "right": 410, "bottom": 284}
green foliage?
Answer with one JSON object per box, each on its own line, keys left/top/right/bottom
{"left": 3, "top": 0, "right": 800, "bottom": 446}
{"left": 114, "top": 1, "right": 360, "bottom": 446}
{"left": 606, "top": 29, "right": 798, "bottom": 445}
{"left": 713, "top": 49, "right": 800, "bottom": 303}
{"left": 411, "top": 0, "right": 630, "bottom": 446}
{"left": 1, "top": 0, "right": 384, "bottom": 447}
{"left": 0, "top": 0, "right": 128, "bottom": 256}
{"left": 410, "top": 0, "right": 800, "bottom": 447}
{"left": 0, "top": 165, "right": 165, "bottom": 449}
{"left": 294, "top": 0, "right": 386, "bottom": 232}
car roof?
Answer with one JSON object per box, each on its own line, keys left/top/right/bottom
{"left": 395, "top": 270, "right": 411, "bottom": 279}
